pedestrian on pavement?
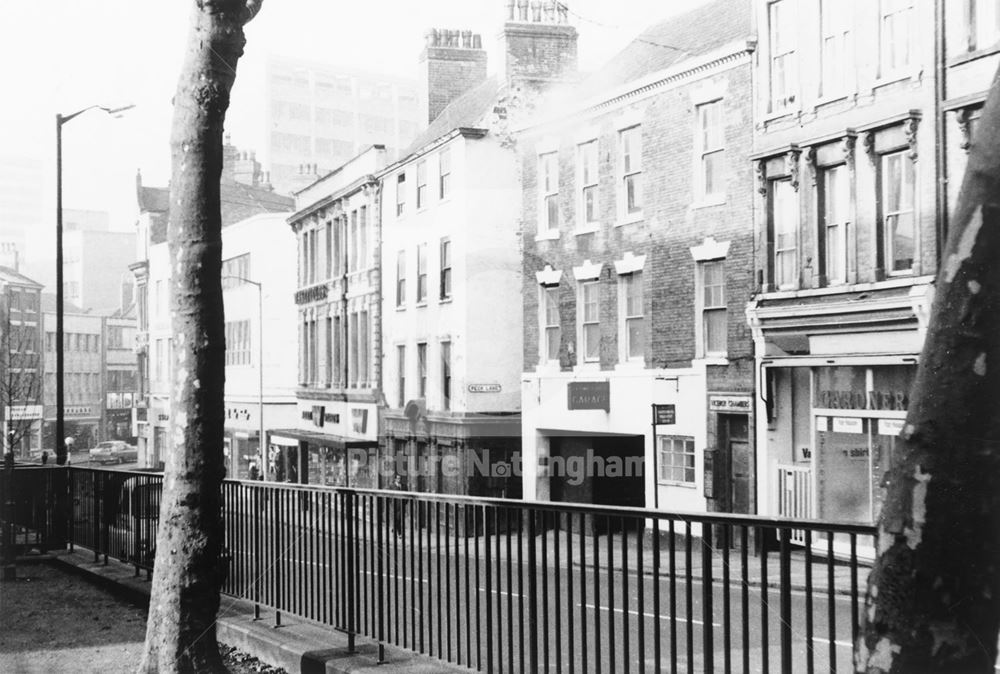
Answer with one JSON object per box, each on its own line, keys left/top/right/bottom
{"left": 391, "top": 475, "right": 404, "bottom": 538}
{"left": 40, "top": 450, "right": 48, "bottom": 465}
{"left": 248, "top": 462, "right": 259, "bottom": 481}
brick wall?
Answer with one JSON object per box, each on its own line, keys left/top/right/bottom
{"left": 419, "top": 46, "right": 488, "bottom": 125}
{"left": 521, "top": 62, "right": 755, "bottom": 382}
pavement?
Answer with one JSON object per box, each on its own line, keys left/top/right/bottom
{"left": 49, "top": 549, "right": 468, "bottom": 674}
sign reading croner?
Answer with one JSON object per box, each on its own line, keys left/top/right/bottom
{"left": 567, "top": 381, "right": 610, "bottom": 412}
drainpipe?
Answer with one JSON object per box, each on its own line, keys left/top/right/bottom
{"left": 934, "top": 0, "right": 948, "bottom": 262}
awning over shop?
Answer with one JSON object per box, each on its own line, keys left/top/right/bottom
{"left": 268, "top": 428, "right": 378, "bottom": 450}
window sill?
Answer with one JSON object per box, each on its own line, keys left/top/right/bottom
{"left": 763, "top": 107, "right": 797, "bottom": 123}
{"left": 535, "top": 361, "right": 562, "bottom": 375}
{"left": 693, "top": 356, "right": 729, "bottom": 367}
{"left": 948, "top": 43, "right": 1000, "bottom": 68}
{"left": 573, "top": 362, "right": 601, "bottom": 374}
{"left": 656, "top": 481, "right": 697, "bottom": 489}
{"left": 690, "top": 195, "right": 726, "bottom": 210}
{"left": 574, "top": 224, "right": 600, "bottom": 236}
{"left": 395, "top": 305, "right": 406, "bottom": 312}
{"left": 439, "top": 296, "right": 453, "bottom": 304}
{"left": 614, "top": 213, "right": 643, "bottom": 228}
{"left": 614, "top": 360, "right": 646, "bottom": 372}
{"left": 872, "top": 72, "right": 916, "bottom": 91}
{"left": 534, "top": 229, "right": 560, "bottom": 242}
{"left": 415, "top": 301, "right": 428, "bottom": 308}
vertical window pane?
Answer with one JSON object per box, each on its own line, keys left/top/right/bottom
{"left": 882, "top": 152, "right": 915, "bottom": 272}
{"left": 773, "top": 180, "right": 797, "bottom": 287}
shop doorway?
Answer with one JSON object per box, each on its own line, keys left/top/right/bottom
{"left": 719, "top": 414, "right": 752, "bottom": 514}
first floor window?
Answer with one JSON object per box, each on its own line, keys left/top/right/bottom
{"left": 659, "top": 436, "right": 696, "bottom": 484}
{"left": 621, "top": 272, "right": 644, "bottom": 360}
{"left": 697, "top": 100, "right": 725, "bottom": 198}
{"left": 417, "top": 243, "right": 428, "bottom": 303}
{"left": 882, "top": 151, "right": 915, "bottom": 273}
{"left": 225, "top": 320, "right": 252, "bottom": 366}
{"left": 539, "top": 151, "right": 559, "bottom": 231}
{"left": 396, "top": 250, "right": 406, "bottom": 306}
{"left": 440, "top": 238, "right": 452, "bottom": 300}
{"left": 543, "top": 285, "right": 560, "bottom": 362}
{"left": 822, "top": 164, "right": 850, "bottom": 284}
{"left": 699, "top": 261, "right": 726, "bottom": 356}
{"left": 417, "top": 342, "right": 427, "bottom": 398}
{"left": 397, "top": 345, "right": 406, "bottom": 407}
{"left": 772, "top": 179, "right": 798, "bottom": 288}
{"left": 581, "top": 281, "right": 600, "bottom": 362}
{"left": 578, "top": 140, "right": 599, "bottom": 225}
{"left": 441, "top": 341, "right": 452, "bottom": 411}
{"left": 880, "top": 0, "right": 912, "bottom": 75}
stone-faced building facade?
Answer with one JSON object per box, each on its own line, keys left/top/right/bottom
{"left": 518, "top": 0, "right": 756, "bottom": 517}
{"left": 282, "top": 146, "right": 385, "bottom": 487}
{"left": 745, "top": 0, "right": 940, "bottom": 531}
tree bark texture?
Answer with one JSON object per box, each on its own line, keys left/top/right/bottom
{"left": 858, "top": 66, "right": 1000, "bottom": 672}
{"left": 139, "top": 2, "right": 261, "bottom": 672}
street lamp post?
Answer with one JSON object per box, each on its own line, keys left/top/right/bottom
{"left": 55, "top": 104, "right": 133, "bottom": 465}
{"left": 222, "top": 276, "right": 265, "bottom": 480}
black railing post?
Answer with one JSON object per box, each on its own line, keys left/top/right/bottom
{"left": 526, "top": 509, "right": 539, "bottom": 674}
{"left": 702, "top": 522, "right": 714, "bottom": 674}
{"left": 780, "top": 527, "right": 792, "bottom": 673}
{"left": 345, "top": 489, "right": 357, "bottom": 653}
{"left": 66, "top": 468, "right": 74, "bottom": 553}
{"left": 93, "top": 471, "right": 101, "bottom": 563}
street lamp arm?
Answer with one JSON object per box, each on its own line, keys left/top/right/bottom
{"left": 58, "top": 104, "right": 136, "bottom": 126}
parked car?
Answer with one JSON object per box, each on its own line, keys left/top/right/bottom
{"left": 89, "top": 441, "right": 139, "bottom": 465}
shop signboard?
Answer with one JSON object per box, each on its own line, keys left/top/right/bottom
{"left": 652, "top": 404, "right": 676, "bottom": 425}
{"left": 708, "top": 395, "right": 752, "bottom": 413}
{"left": 567, "top": 381, "right": 610, "bottom": 412}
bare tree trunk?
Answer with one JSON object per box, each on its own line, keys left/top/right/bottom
{"left": 139, "top": 1, "right": 261, "bottom": 671}
{"left": 857, "top": 67, "right": 1000, "bottom": 672}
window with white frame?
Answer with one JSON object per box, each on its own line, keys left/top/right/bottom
{"left": 225, "top": 319, "right": 251, "bottom": 366}
{"left": 619, "top": 126, "right": 642, "bottom": 218}
{"left": 620, "top": 272, "right": 644, "bottom": 361}
{"left": 439, "top": 238, "right": 452, "bottom": 300}
{"left": 397, "top": 344, "right": 406, "bottom": 407}
{"left": 359, "top": 310, "right": 369, "bottom": 387}
{"left": 881, "top": 151, "right": 916, "bottom": 274}
{"left": 416, "top": 243, "right": 428, "bottom": 303}
{"left": 439, "top": 148, "right": 452, "bottom": 199}
{"left": 658, "top": 436, "right": 696, "bottom": 484}
{"left": 416, "top": 160, "right": 428, "bottom": 209}
{"left": 539, "top": 151, "right": 560, "bottom": 232}
{"left": 441, "top": 341, "right": 452, "bottom": 410}
{"left": 359, "top": 206, "right": 368, "bottom": 270}
{"left": 769, "top": 0, "right": 797, "bottom": 111}
{"left": 349, "top": 209, "right": 358, "bottom": 272}
{"left": 880, "top": 0, "right": 913, "bottom": 76}
{"left": 961, "top": 0, "right": 1000, "bottom": 52}
{"left": 396, "top": 250, "right": 406, "bottom": 307}
{"left": 696, "top": 101, "right": 725, "bottom": 199}
{"left": 580, "top": 281, "right": 600, "bottom": 363}
{"left": 821, "top": 164, "right": 850, "bottom": 285}
{"left": 772, "top": 179, "right": 798, "bottom": 289}
{"left": 577, "top": 140, "right": 599, "bottom": 227}
{"left": 542, "top": 285, "right": 560, "bottom": 362}
{"left": 417, "top": 342, "right": 427, "bottom": 398}
{"left": 698, "top": 261, "right": 726, "bottom": 356}
{"left": 396, "top": 172, "right": 406, "bottom": 216}
{"left": 820, "top": 0, "right": 852, "bottom": 97}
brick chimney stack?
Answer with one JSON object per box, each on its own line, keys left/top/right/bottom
{"left": 419, "top": 28, "right": 488, "bottom": 125}
{"left": 501, "top": 0, "right": 578, "bottom": 91}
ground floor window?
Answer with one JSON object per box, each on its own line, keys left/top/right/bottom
{"left": 658, "top": 436, "right": 696, "bottom": 485}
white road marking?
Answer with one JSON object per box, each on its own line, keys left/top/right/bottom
{"left": 579, "top": 603, "right": 721, "bottom": 626}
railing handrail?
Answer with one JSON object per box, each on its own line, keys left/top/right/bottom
{"left": 62, "top": 465, "right": 877, "bottom": 536}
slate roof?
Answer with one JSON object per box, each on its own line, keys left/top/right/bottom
{"left": 41, "top": 292, "right": 85, "bottom": 314}
{"left": 568, "top": 0, "right": 752, "bottom": 102}
{"left": 0, "top": 266, "right": 43, "bottom": 289}
{"left": 401, "top": 75, "right": 502, "bottom": 159}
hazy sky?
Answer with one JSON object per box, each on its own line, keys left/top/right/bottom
{"left": 0, "top": 0, "right": 711, "bottom": 233}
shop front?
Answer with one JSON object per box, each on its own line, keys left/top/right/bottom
{"left": 764, "top": 361, "right": 914, "bottom": 526}
{"left": 268, "top": 397, "right": 380, "bottom": 487}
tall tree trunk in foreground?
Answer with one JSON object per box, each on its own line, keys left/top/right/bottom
{"left": 857, "top": 67, "right": 1000, "bottom": 673}
{"left": 139, "top": 1, "right": 261, "bottom": 671}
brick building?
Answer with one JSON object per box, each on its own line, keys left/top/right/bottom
{"left": 518, "top": 0, "right": 756, "bottom": 517}
{"left": 377, "top": 7, "right": 578, "bottom": 497}
{"left": 744, "top": 0, "right": 942, "bottom": 532}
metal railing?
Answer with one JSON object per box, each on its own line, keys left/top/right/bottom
{"left": 19, "top": 466, "right": 877, "bottom": 673}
